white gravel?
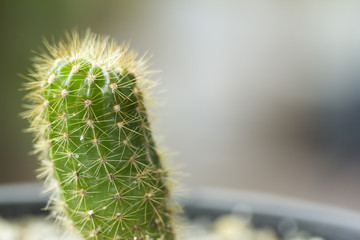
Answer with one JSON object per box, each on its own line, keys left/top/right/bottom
{"left": 0, "top": 215, "right": 324, "bottom": 240}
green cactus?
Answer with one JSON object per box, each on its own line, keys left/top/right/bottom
{"left": 23, "top": 30, "right": 177, "bottom": 240}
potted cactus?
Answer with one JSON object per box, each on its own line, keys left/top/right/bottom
{"left": 15, "top": 29, "right": 360, "bottom": 240}
{"left": 23, "top": 30, "right": 178, "bottom": 240}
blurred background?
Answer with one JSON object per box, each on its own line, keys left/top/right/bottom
{"left": 1, "top": 0, "right": 360, "bottom": 211}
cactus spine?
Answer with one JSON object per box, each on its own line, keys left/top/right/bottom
{"left": 23, "top": 30, "right": 176, "bottom": 240}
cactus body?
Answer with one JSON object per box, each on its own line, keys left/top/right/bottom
{"left": 23, "top": 31, "right": 176, "bottom": 240}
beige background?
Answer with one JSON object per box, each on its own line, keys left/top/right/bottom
{"left": 2, "top": 0, "right": 360, "bottom": 212}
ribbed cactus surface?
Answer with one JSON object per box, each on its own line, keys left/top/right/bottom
{"left": 23, "top": 31, "right": 176, "bottom": 240}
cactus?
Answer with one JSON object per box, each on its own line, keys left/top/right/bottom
{"left": 23, "top": 30, "right": 177, "bottom": 240}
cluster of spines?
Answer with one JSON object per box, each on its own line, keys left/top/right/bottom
{"left": 22, "top": 30, "right": 177, "bottom": 240}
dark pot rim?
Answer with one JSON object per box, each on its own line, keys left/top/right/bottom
{"left": 1, "top": 183, "right": 360, "bottom": 240}
{"left": 185, "top": 187, "right": 360, "bottom": 240}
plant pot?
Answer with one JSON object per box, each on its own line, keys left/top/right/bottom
{"left": 1, "top": 183, "right": 360, "bottom": 240}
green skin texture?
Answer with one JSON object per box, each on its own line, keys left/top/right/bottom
{"left": 44, "top": 59, "right": 173, "bottom": 240}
